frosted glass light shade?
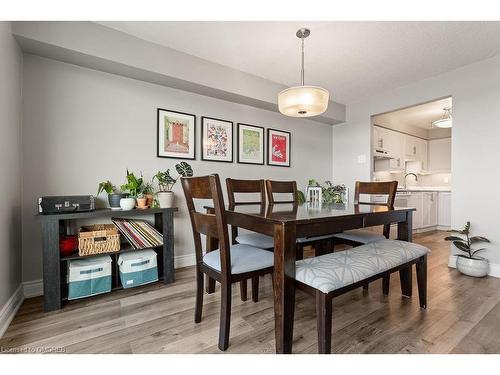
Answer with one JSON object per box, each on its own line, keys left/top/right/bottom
{"left": 278, "top": 86, "right": 329, "bottom": 117}
{"left": 432, "top": 118, "right": 452, "bottom": 128}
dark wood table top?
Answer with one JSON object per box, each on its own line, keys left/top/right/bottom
{"left": 224, "top": 203, "right": 415, "bottom": 224}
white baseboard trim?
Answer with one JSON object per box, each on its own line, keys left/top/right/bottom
{"left": 20, "top": 253, "right": 197, "bottom": 301}
{"left": 174, "top": 253, "right": 196, "bottom": 269}
{"left": 23, "top": 279, "right": 44, "bottom": 298}
{"left": 0, "top": 284, "right": 24, "bottom": 338}
{"left": 448, "top": 255, "right": 500, "bottom": 278}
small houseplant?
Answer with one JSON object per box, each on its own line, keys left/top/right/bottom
{"left": 445, "top": 221, "right": 490, "bottom": 277}
{"left": 305, "top": 179, "right": 347, "bottom": 204}
{"left": 142, "top": 182, "right": 155, "bottom": 208}
{"left": 97, "top": 180, "right": 126, "bottom": 210}
{"left": 119, "top": 170, "right": 144, "bottom": 210}
{"left": 153, "top": 162, "right": 193, "bottom": 208}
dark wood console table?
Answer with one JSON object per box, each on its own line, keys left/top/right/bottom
{"left": 37, "top": 207, "right": 177, "bottom": 312}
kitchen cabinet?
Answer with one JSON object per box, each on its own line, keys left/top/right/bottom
{"left": 421, "top": 192, "right": 438, "bottom": 228}
{"left": 405, "top": 135, "right": 428, "bottom": 170}
{"left": 372, "top": 126, "right": 405, "bottom": 172}
{"left": 406, "top": 192, "right": 423, "bottom": 229}
{"left": 428, "top": 138, "right": 451, "bottom": 172}
{"left": 438, "top": 192, "right": 452, "bottom": 228}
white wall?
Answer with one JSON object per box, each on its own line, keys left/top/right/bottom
{"left": 333, "top": 54, "right": 500, "bottom": 271}
{"left": 22, "top": 55, "right": 334, "bottom": 283}
{"left": 0, "top": 22, "right": 23, "bottom": 307}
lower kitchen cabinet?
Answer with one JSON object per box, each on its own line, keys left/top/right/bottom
{"left": 421, "top": 192, "right": 438, "bottom": 229}
{"left": 438, "top": 192, "right": 452, "bottom": 228}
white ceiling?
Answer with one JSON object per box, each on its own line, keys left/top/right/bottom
{"left": 98, "top": 21, "right": 500, "bottom": 104}
{"left": 373, "top": 97, "right": 452, "bottom": 130}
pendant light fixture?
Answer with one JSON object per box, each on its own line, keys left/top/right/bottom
{"left": 432, "top": 107, "right": 453, "bottom": 128}
{"left": 278, "top": 28, "right": 329, "bottom": 117}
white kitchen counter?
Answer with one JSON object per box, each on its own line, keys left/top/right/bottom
{"left": 398, "top": 186, "right": 451, "bottom": 192}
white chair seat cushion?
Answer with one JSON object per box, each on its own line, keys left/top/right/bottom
{"left": 236, "top": 232, "right": 274, "bottom": 249}
{"left": 332, "top": 229, "right": 385, "bottom": 244}
{"left": 203, "top": 244, "right": 274, "bottom": 274}
{"left": 295, "top": 239, "right": 429, "bottom": 294}
{"left": 296, "top": 234, "right": 335, "bottom": 243}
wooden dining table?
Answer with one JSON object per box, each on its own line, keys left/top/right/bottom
{"left": 207, "top": 202, "right": 414, "bottom": 354}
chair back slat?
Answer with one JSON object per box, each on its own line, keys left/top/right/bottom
{"left": 354, "top": 181, "right": 398, "bottom": 239}
{"left": 193, "top": 212, "right": 219, "bottom": 238}
{"left": 181, "top": 174, "right": 231, "bottom": 274}
{"left": 354, "top": 181, "right": 398, "bottom": 207}
{"left": 266, "top": 180, "right": 298, "bottom": 204}
{"left": 226, "top": 178, "right": 266, "bottom": 206}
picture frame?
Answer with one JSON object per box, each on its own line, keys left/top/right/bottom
{"left": 237, "top": 123, "right": 265, "bottom": 165}
{"left": 157, "top": 108, "right": 196, "bottom": 160}
{"left": 267, "top": 128, "right": 291, "bottom": 167}
{"left": 201, "top": 116, "right": 234, "bottom": 163}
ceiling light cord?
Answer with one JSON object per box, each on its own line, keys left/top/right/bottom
{"left": 301, "top": 36, "right": 305, "bottom": 86}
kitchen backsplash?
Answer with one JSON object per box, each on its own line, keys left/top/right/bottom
{"left": 373, "top": 171, "right": 451, "bottom": 188}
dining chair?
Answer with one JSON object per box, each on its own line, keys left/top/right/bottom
{"left": 332, "top": 180, "right": 398, "bottom": 292}
{"left": 226, "top": 178, "right": 274, "bottom": 301}
{"left": 181, "top": 174, "right": 274, "bottom": 351}
{"left": 265, "top": 180, "right": 335, "bottom": 259}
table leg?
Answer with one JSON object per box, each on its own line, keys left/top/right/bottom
{"left": 397, "top": 210, "right": 413, "bottom": 242}
{"left": 41, "top": 219, "right": 61, "bottom": 312}
{"left": 397, "top": 211, "right": 413, "bottom": 297}
{"left": 273, "top": 222, "right": 296, "bottom": 354}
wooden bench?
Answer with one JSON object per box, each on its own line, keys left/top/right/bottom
{"left": 294, "top": 239, "right": 429, "bottom": 354}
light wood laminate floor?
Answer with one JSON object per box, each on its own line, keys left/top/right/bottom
{"left": 2, "top": 231, "right": 500, "bottom": 354}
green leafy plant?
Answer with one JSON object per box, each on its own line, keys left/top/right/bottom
{"left": 120, "top": 170, "right": 144, "bottom": 198}
{"left": 445, "top": 221, "right": 490, "bottom": 259}
{"left": 97, "top": 180, "right": 118, "bottom": 195}
{"left": 153, "top": 162, "right": 193, "bottom": 192}
{"left": 296, "top": 190, "right": 306, "bottom": 204}
{"left": 141, "top": 182, "right": 155, "bottom": 195}
{"left": 305, "top": 180, "right": 347, "bottom": 204}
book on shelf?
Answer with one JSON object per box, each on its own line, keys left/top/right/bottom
{"left": 112, "top": 218, "right": 164, "bottom": 250}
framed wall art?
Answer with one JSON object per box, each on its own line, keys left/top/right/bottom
{"left": 201, "top": 116, "right": 233, "bottom": 163}
{"left": 237, "top": 123, "right": 265, "bottom": 165}
{"left": 157, "top": 108, "right": 196, "bottom": 160}
{"left": 267, "top": 128, "right": 291, "bottom": 167}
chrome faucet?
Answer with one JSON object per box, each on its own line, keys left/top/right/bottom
{"left": 403, "top": 173, "right": 418, "bottom": 189}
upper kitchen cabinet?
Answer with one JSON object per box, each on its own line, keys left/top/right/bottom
{"left": 373, "top": 126, "right": 405, "bottom": 172}
{"left": 404, "top": 135, "right": 428, "bottom": 170}
{"left": 428, "top": 138, "right": 452, "bottom": 172}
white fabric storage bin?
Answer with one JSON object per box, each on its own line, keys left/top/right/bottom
{"left": 68, "top": 255, "right": 112, "bottom": 300}
{"left": 118, "top": 249, "right": 158, "bottom": 289}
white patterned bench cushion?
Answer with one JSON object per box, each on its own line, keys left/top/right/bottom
{"left": 203, "top": 244, "right": 273, "bottom": 274}
{"left": 332, "top": 229, "right": 385, "bottom": 244}
{"left": 295, "top": 239, "right": 429, "bottom": 293}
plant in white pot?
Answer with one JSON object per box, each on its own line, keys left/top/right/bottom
{"left": 119, "top": 170, "right": 144, "bottom": 210}
{"left": 153, "top": 162, "right": 193, "bottom": 208}
{"left": 445, "top": 221, "right": 490, "bottom": 277}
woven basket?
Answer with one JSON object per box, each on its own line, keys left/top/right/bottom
{"left": 78, "top": 224, "right": 120, "bottom": 256}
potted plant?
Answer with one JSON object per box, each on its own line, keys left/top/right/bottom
{"left": 119, "top": 170, "right": 144, "bottom": 210}
{"left": 153, "top": 162, "right": 193, "bottom": 208}
{"left": 142, "top": 182, "right": 155, "bottom": 208}
{"left": 97, "top": 180, "right": 126, "bottom": 210}
{"left": 445, "top": 221, "right": 490, "bottom": 277}
{"left": 136, "top": 193, "right": 148, "bottom": 209}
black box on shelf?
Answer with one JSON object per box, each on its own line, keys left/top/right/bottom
{"left": 38, "top": 195, "right": 95, "bottom": 214}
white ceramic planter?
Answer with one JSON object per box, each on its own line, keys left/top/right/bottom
{"left": 456, "top": 256, "right": 489, "bottom": 278}
{"left": 157, "top": 191, "right": 174, "bottom": 208}
{"left": 119, "top": 197, "right": 136, "bottom": 211}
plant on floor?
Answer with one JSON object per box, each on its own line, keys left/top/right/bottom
{"left": 445, "top": 221, "right": 490, "bottom": 278}
{"left": 444, "top": 221, "right": 490, "bottom": 259}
